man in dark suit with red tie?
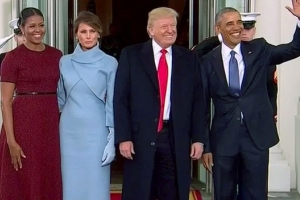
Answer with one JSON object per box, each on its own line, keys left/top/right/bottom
{"left": 200, "top": 3, "right": 300, "bottom": 200}
{"left": 113, "top": 7, "right": 206, "bottom": 200}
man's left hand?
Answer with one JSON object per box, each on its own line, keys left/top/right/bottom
{"left": 286, "top": 0, "right": 300, "bottom": 18}
{"left": 190, "top": 142, "right": 203, "bottom": 160}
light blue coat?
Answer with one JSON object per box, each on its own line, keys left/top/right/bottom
{"left": 58, "top": 44, "right": 117, "bottom": 200}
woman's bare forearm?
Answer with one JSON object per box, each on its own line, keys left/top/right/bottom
{"left": 1, "top": 101, "right": 16, "bottom": 145}
{"left": 1, "top": 82, "right": 17, "bottom": 145}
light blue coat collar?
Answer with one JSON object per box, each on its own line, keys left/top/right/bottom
{"left": 71, "top": 42, "right": 105, "bottom": 63}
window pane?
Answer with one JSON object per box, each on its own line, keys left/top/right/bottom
{"left": 216, "top": 0, "right": 246, "bottom": 12}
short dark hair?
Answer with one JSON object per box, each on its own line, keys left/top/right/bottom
{"left": 215, "top": 7, "right": 239, "bottom": 25}
{"left": 18, "top": 7, "right": 44, "bottom": 27}
{"left": 74, "top": 11, "right": 103, "bottom": 36}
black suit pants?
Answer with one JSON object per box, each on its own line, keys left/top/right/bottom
{"left": 213, "top": 123, "right": 269, "bottom": 200}
{"left": 150, "top": 123, "right": 179, "bottom": 200}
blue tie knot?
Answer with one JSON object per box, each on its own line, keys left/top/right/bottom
{"left": 230, "top": 50, "right": 236, "bottom": 57}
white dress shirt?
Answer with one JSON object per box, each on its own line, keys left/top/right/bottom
{"left": 221, "top": 42, "right": 245, "bottom": 119}
{"left": 221, "top": 42, "right": 245, "bottom": 86}
{"left": 152, "top": 40, "right": 172, "bottom": 120}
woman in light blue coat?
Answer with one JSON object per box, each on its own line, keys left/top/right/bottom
{"left": 58, "top": 11, "right": 117, "bottom": 200}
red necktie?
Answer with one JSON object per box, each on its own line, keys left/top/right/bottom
{"left": 157, "top": 49, "right": 168, "bottom": 132}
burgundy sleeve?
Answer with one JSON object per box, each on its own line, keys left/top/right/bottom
{"left": 1, "top": 51, "right": 18, "bottom": 83}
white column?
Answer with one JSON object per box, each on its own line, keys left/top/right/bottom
{"left": 57, "top": 0, "right": 68, "bottom": 53}
{"left": 0, "top": 0, "right": 13, "bottom": 53}
{"left": 277, "top": 0, "right": 300, "bottom": 190}
{"left": 0, "top": 0, "right": 13, "bottom": 126}
{"left": 295, "top": 100, "right": 300, "bottom": 193}
{"left": 255, "top": 0, "right": 291, "bottom": 192}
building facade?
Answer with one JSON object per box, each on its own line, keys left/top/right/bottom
{"left": 0, "top": 0, "right": 299, "bottom": 193}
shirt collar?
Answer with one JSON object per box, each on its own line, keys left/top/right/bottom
{"left": 152, "top": 39, "right": 172, "bottom": 55}
{"left": 221, "top": 42, "right": 242, "bottom": 58}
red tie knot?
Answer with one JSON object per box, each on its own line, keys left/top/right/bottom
{"left": 160, "top": 49, "right": 167, "bottom": 55}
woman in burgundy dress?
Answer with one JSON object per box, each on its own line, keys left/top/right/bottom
{"left": 0, "top": 8, "right": 62, "bottom": 200}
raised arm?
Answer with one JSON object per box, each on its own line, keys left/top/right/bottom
{"left": 191, "top": 35, "right": 221, "bottom": 58}
{"left": 267, "top": 0, "right": 300, "bottom": 65}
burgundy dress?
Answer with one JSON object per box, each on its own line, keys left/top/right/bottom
{"left": 0, "top": 44, "right": 62, "bottom": 200}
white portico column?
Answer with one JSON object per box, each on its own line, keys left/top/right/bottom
{"left": 0, "top": 0, "right": 13, "bottom": 53}
{"left": 295, "top": 100, "right": 300, "bottom": 193}
{"left": 255, "top": 0, "right": 291, "bottom": 192}
{"left": 0, "top": 0, "right": 13, "bottom": 126}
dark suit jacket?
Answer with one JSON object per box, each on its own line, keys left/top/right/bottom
{"left": 113, "top": 40, "right": 205, "bottom": 200}
{"left": 200, "top": 27, "right": 300, "bottom": 155}
{"left": 192, "top": 36, "right": 278, "bottom": 116}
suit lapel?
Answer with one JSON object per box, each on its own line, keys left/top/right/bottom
{"left": 171, "top": 45, "right": 183, "bottom": 89}
{"left": 211, "top": 46, "right": 230, "bottom": 92}
{"left": 240, "top": 42, "right": 253, "bottom": 94}
{"left": 141, "top": 40, "right": 159, "bottom": 90}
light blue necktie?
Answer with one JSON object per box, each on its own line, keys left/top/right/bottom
{"left": 229, "top": 51, "right": 240, "bottom": 96}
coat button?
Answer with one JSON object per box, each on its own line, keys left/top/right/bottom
{"left": 151, "top": 142, "right": 155, "bottom": 146}
{"left": 237, "top": 117, "right": 241, "bottom": 121}
{"left": 154, "top": 118, "right": 158, "bottom": 122}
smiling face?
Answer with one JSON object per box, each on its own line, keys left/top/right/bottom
{"left": 76, "top": 23, "right": 100, "bottom": 51}
{"left": 216, "top": 11, "right": 243, "bottom": 49}
{"left": 21, "top": 15, "right": 45, "bottom": 46}
{"left": 148, "top": 16, "right": 177, "bottom": 49}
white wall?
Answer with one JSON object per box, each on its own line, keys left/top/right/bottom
{"left": 0, "top": 0, "right": 299, "bottom": 190}
{"left": 256, "top": 0, "right": 300, "bottom": 189}
{"left": 0, "top": 0, "right": 12, "bottom": 53}
{"left": 0, "top": 0, "right": 13, "bottom": 126}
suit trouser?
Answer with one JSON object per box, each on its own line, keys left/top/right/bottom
{"left": 150, "top": 123, "right": 179, "bottom": 200}
{"left": 213, "top": 123, "right": 269, "bottom": 200}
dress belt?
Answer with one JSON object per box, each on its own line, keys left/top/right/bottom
{"left": 16, "top": 92, "right": 57, "bottom": 95}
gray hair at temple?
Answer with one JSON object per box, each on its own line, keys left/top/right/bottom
{"left": 215, "top": 7, "right": 240, "bottom": 25}
{"left": 147, "top": 7, "right": 178, "bottom": 30}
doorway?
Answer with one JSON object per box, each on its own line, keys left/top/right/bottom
{"left": 68, "top": 0, "right": 200, "bottom": 53}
